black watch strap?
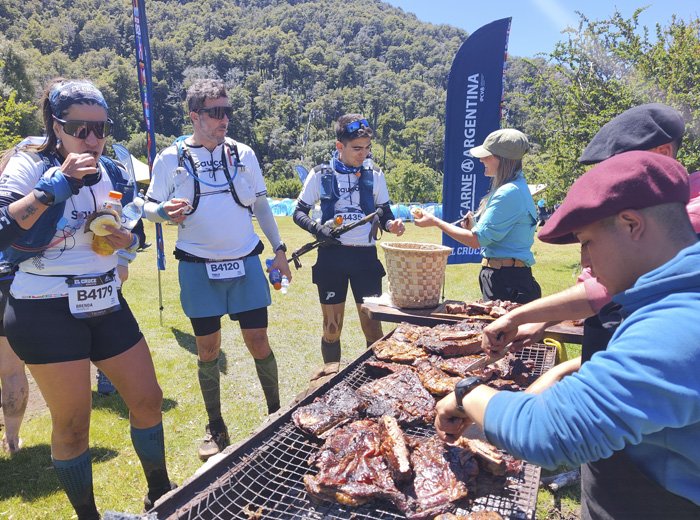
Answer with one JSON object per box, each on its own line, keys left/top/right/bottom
{"left": 275, "top": 242, "right": 287, "bottom": 253}
{"left": 33, "top": 188, "right": 55, "bottom": 206}
{"left": 454, "top": 376, "right": 483, "bottom": 412}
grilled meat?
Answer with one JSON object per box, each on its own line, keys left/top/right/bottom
{"left": 379, "top": 415, "right": 412, "bottom": 483}
{"left": 357, "top": 370, "right": 436, "bottom": 426}
{"left": 436, "top": 354, "right": 489, "bottom": 377}
{"left": 443, "top": 299, "right": 520, "bottom": 319}
{"left": 292, "top": 383, "right": 366, "bottom": 438}
{"left": 393, "top": 322, "right": 433, "bottom": 342}
{"left": 416, "top": 322, "right": 486, "bottom": 357}
{"left": 433, "top": 512, "right": 504, "bottom": 520}
{"left": 402, "top": 436, "right": 479, "bottom": 519}
{"left": 373, "top": 337, "right": 429, "bottom": 363}
{"left": 413, "top": 358, "right": 462, "bottom": 396}
{"left": 365, "top": 359, "right": 415, "bottom": 377}
{"left": 304, "top": 419, "right": 410, "bottom": 510}
{"left": 456, "top": 438, "right": 523, "bottom": 478}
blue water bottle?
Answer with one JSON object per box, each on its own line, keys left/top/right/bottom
{"left": 265, "top": 258, "right": 282, "bottom": 290}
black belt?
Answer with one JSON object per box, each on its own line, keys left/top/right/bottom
{"left": 174, "top": 240, "right": 264, "bottom": 263}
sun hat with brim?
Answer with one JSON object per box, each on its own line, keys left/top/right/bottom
{"left": 470, "top": 128, "right": 530, "bottom": 160}
{"left": 539, "top": 151, "right": 690, "bottom": 245}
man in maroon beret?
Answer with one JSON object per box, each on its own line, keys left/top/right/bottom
{"left": 436, "top": 151, "right": 700, "bottom": 519}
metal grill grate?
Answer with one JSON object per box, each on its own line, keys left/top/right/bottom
{"left": 154, "top": 344, "right": 555, "bottom": 520}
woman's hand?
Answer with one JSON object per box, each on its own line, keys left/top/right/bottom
{"left": 103, "top": 227, "right": 134, "bottom": 250}
{"left": 60, "top": 153, "right": 99, "bottom": 180}
{"left": 412, "top": 211, "right": 438, "bottom": 228}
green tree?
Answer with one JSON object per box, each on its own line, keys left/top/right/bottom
{"left": 386, "top": 158, "right": 442, "bottom": 203}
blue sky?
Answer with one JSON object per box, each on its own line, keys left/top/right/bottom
{"left": 384, "top": 0, "right": 700, "bottom": 57}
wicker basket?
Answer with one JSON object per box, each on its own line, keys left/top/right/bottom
{"left": 380, "top": 242, "right": 453, "bottom": 309}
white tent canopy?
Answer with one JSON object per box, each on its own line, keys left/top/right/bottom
{"left": 130, "top": 155, "right": 151, "bottom": 183}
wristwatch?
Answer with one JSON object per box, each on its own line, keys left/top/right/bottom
{"left": 33, "top": 188, "right": 55, "bottom": 206}
{"left": 454, "top": 376, "right": 483, "bottom": 412}
{"left": 275, "top": 242, "right": 287, "bottom": 253}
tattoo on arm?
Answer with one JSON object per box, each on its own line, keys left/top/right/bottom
{"left": 19, "top": 204, "right": 38, "bottom": 221}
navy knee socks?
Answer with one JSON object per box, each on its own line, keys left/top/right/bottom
{"left": 131, "top": 422, "right": 171, "bottom": 503}
{"left": 52, "top": 449, "right": 99, "bottom": 520}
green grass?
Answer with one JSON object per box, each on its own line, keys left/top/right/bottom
{"left": 0, "top": 218, "right": 581, "bottom": 519}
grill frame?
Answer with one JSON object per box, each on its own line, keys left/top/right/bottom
{"left": 153, "top": 343, "right": 556, "bottom": 520}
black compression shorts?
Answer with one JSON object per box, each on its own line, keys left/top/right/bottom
{"left": 311, "top": 245, "right": 385, "bottom": 305}
{"left": 190, "top": 306, "right": 269, "bottom": 337}
{"left": 5, "top": 292, "right": 143, "bottom": 365}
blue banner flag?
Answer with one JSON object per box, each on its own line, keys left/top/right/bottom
{"left": 441, "top": 18, "right": 511, "bottom": 264}
{"left": 131, "top": 0, "right": 165, "bottom": 272}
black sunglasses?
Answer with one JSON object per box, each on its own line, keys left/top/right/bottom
{"left": 197, "top": 106, "right": 234, "bottom": 120}
{"left": 53, "top": 116, "right": 113, "bottom": 139}
{"left": 345, "top": 118, "right": 369, "bottom": 134}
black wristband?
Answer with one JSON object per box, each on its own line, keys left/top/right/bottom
{"left": 33, "top": 188, "right": 55, "bottom": 206}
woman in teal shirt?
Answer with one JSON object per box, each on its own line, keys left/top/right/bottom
{"left": 414, "top": 129, "right": 541, "bottom": 303}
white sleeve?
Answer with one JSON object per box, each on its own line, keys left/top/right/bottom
{"left": 297, "top": 168, "right": 321, "bottom": 207}
{"left": 145, "top": 148, "right": 177, "bottom": 204}
{"left": 1, "top": 152, "right": 46, "bottom": 197}
{"left": 373, "top": 168, "right": 391, "bottom": 205}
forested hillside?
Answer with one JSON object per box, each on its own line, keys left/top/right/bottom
{"left": 1, "top": 0, "right": 699, "bottom": 202}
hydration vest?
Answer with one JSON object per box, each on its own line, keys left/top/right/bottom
{"left": 1, "top": 152, "right": 130, "bottom": 266}
{"left": 174, "top": 136, "right": 254, "bottom": 213}
{"left": 319, "top": 163, "right": 375, "bottom": 224}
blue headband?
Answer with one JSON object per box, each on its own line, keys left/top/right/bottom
{"left": 48, "top": 81, "right": 108, "bottom": 117}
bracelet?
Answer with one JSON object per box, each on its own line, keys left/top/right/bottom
{"left": 156, "top": 202, "right": 170, "bottom": 221}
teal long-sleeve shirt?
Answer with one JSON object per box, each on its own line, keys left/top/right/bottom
{"left": 472, "top": 172, "right": 537, "bottom": 266}
{"left": 483, "top": 241, "right": 700, "bottom": 505}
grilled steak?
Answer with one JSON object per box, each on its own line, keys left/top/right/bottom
{"left": 379, "top": 415, "right": 412, "bottom": 484}
{"left": 373, "top": 337, "right": 428, "bottom": 363}
{"left": 357, "top": 370, "right": 436, "bottom": 426}
{"left": 402, "top": 436, "right": 479, "bottom": 519}
{"left": 456, "top": 438, "right": 523, "bottom": 478}
{"left": 437, "top": 354, "right": 489, "bottom": 377}
{"left": 413, "top": 358, "right": 462, "bottom": 396}
{"left": 304, "top": 418, "right": 410, "bottom": 510}
{"left": 292, "top": 383, "right": 366, "bottom": 438}
{"left": 393, "top": 322, "right": 432, "bottom": 342}
{"left": 416, "top": 322, "right": 486, "bottom": 357}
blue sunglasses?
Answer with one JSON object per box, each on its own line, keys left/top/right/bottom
{"left": 344, "top": 119, "right": 369, "bottom": 134}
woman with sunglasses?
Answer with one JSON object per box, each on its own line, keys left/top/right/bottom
{"left": 414, "top": 129, "right": 541, "bottom": 304}
{"left": 0, "top": 79, "right": 173, "bottom": 518}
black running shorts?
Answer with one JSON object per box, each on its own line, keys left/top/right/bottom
{"left": 190, "top": 306, "right": 269, "bottom": 337}
{"left": 311, "top": 245, "right": 385, "bottom": 305}
{"left": 5, "top": 292, "right": 143, "bottom": 365}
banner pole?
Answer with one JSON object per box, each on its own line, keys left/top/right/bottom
{"left": 131, "top": 0, "right": 166, "bottom": 325}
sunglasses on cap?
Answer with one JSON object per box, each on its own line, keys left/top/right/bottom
{"left": 53, "top": 116, "right": 113, "bottom": 139}
{"left": 344, "top": 119, "right": 369, "bottom": 134}
{"left": 197, "top": 106, "right": 234, "bottom": 120}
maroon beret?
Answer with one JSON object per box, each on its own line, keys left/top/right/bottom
{"left": 539, "top": 151, "right": 690, "bottom": 244}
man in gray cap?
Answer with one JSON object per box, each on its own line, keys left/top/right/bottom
{"left": 437, "top": 151, "right": 700, "bottom": 519}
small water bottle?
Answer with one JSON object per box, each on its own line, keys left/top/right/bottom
{"left": 265, "top": 258, "right": 282, "bottom": 290}
{"left": 280, "top": 275, "right": 289, "bottom": 294}
{"left": 121, "top": 195, "right": 145, "bottom": 230}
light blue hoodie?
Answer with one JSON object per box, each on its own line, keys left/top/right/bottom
{"left": 484, "top": 240, "right": 700, "bottom": 505}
